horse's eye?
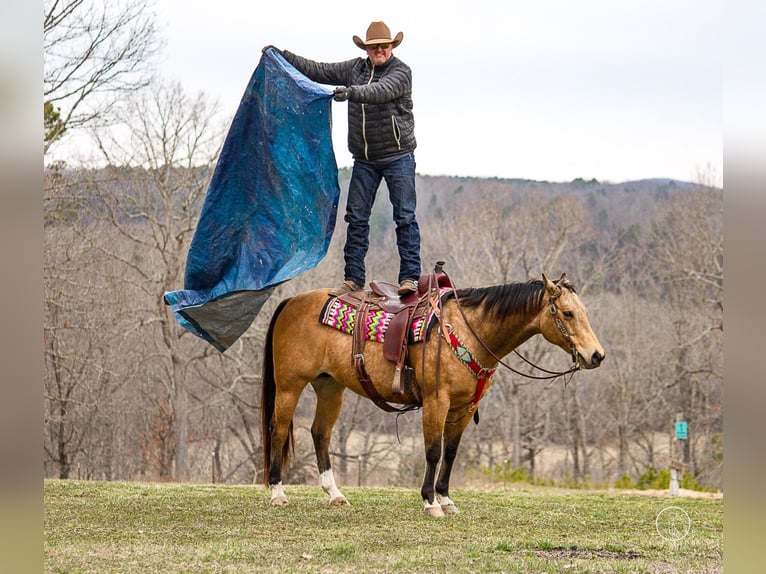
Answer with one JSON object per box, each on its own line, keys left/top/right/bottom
{"left": 563, "top": 310, "right": 574, "bottom": 319}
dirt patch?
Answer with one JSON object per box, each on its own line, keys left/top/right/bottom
{"left": 518, "top": 548, "right": 643, "bottom": 560}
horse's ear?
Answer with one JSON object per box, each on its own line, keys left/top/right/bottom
{"left": 559, "top": 272, "right": 569, "bottom": 287}
{"left": 542, "top": 273, "right": 561, "bottom": 298}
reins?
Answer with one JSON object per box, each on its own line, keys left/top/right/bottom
{"left": 438, "top": 271, "right": 581, "bottom": 384}
{"left": 350, "top": 268, "right": 579, "bottom": 421}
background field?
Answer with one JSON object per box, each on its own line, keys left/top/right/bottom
{"left": 45, "top": 480, "right": 722, "bottom": 573}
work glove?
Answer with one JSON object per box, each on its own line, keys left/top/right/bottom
{"left": 333, "top": 86, "right": 351, "bottom": 102}
{"left": 262, "top": 45, "right": 280, "bottom": 54}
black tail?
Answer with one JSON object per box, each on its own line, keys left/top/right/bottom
{"left": 260, "top": 298, "right": 294, "bottom": 486}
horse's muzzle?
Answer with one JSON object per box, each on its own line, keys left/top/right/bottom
{"left": 578, "top": 349, "right": 605, "bottom": 369}
{"left": 589, "top": 350, "right": 605, "bottom": 368}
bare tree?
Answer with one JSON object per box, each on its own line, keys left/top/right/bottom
{"left": 44, "top": 213, "right": 143, "bottom": 479}
{"left": 44, "top": 0, "right": 161, "bottom": 154}
{"left": 647, "top": 181, "right": 723, "bottom": 478}
{"left": 44, "top": 79, "right": 228, "bottom": 482}
{"left": 96, "top": 80, "right": 226, "bottom": 481}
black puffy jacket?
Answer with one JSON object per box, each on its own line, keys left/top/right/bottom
{"left": 281, "top": 50, "right": 416, "bottom": 163}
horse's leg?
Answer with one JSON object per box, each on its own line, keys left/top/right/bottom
{"left": 310, "top": 378, "right": 350, "bottom": 506}
{"left": 434, "top": 411, "right": 472, "bottom": 514}
{"left": 420, "top": 397, "right": 449, "bottom": 517}
{"left": 267, "top": 385, "right": 304, "bottom": 506}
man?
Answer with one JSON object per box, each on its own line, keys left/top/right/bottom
{"left": 265, "top": 21, "right": 421, "bottom": 296}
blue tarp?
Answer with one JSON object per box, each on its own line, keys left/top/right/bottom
{"left": 163, "top": 49, "right": 339, "bottom": 352}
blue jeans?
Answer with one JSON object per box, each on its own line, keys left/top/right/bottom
{"left": 343, "top": 153, "right": 421, "bottom": 286}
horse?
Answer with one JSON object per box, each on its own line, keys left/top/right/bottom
{"left": 260, "top": 272, "right": 604, "bottom": 516}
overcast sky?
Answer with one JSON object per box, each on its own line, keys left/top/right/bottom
{"left": 149, "top": 0, "right": 721, "bottom": 184}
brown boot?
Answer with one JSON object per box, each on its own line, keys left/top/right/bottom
{"left": 329, "top": 280, "right": 364, "bottom": 297}
{"left": 397, "top": 279, "right": 418, "bottom": 296}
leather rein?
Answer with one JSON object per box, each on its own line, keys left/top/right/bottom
{"left": 438, "top": 272, "right": 581, "bottom": 385}
{"left": 350, "top": 270, "right": 580, "bottom": 416}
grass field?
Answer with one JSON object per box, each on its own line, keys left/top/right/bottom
{"left": 44, "top": 479, "right": 722, "bottom": 573}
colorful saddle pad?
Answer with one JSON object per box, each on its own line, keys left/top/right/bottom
{"left": 318, "top": 289, "right": 450, "bottom": 344}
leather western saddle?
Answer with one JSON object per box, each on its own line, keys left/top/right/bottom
{"left": 334, "top": 262, "right": 453, "bottom": 412}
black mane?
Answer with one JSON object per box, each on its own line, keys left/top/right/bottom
{"left": 450, "top": 278, "right": 575, "bottom": 320}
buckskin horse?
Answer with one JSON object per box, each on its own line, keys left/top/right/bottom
{"left": 260, "top": 269, "right": 604, "bottom": 516}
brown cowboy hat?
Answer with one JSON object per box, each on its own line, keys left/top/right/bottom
{"left": 353, "top": 21, "right": 403, "bottom": 50}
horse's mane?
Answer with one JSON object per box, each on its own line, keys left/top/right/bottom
{"left": 451, "top": 279, "right": 576, "bottom": 320}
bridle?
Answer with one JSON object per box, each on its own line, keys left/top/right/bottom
{"left": 547, "top": 295, "right": 581, "bottom": 371}
{"left": 441, "top": 275, "right": 581, "bottom": 384}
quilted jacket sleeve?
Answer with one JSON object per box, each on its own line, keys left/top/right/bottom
{"left": 280, "top": 50, "right": 358, "bottom": 86}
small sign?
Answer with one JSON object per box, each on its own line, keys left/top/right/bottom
{"left": 675, "top": 421, "right": 688, "bottom": 440}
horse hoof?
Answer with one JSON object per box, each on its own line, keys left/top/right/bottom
{"left": 270, "top": 496, "right": 289, "bottom": 506}
{"left": 424, "top": 504, "right": 445, "bottom": 518}
{"left": 330, "top": 496, "right": 350, "bottom": 506}
{"left": 441, "top": 503, "right": 459, "bottom": 515}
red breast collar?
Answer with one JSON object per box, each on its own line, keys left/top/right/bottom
{"left": 443, "top": 323, "right": 496, "bottom": 412}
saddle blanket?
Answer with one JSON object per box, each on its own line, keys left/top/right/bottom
{"left": 318, "top": 291, "right": 448, "bottom": 344}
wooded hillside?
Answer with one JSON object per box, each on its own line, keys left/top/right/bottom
{"left": 44, "top": 164, "right": 722, "bottom": 490}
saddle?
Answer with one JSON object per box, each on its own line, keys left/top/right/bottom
{"left": 336, "top": 262, "right": 453, "bottom": 412}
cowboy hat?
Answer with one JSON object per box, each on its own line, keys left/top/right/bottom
{"left": 353, "top": 21, "right": 403, "bottom": 50}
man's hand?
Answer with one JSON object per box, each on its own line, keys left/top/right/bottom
{"left": 333, "top": 86, "right": 351, "bottom": 102}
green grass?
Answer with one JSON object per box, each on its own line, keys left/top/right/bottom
{"left": 44, "top": 480, "right": 722, "bottom": 573}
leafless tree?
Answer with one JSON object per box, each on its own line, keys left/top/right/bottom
{"left": 647, "top": 180, "right": 723, "bottom": 478}
{"left": 44, "top": 0, "right": 161, "bottom": 154}
{"left": 44, "top": 78, "right": 229, "bottom": 481}
{"left": 97, "top": 80, "right": 226, "bottom": 480}
{"left": 44, "top": 222, "right": 112, "bottom": 478}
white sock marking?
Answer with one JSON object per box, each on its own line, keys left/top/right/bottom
{"left": 270, "top": 482, "right": 286, "bottom": 501}
{"left": 320, "top": 470, "right": 344, "bottom": 500}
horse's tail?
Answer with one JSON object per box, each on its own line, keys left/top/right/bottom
{"left": 261, "top": 297, "right": 294, "bottom": 486}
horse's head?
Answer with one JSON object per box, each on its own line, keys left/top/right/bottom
{"left": 541, "top": 273, "right": 605, "bottom": 369}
